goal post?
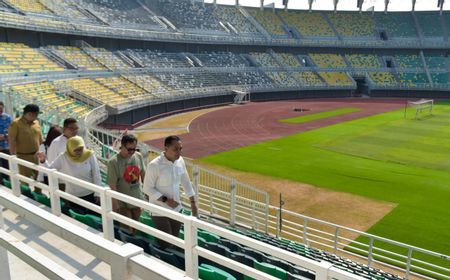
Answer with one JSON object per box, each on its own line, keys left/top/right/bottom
{"left": 404, "top": 99, "right": 434, "bottom": 119}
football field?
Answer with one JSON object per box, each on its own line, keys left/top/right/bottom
{"left": 201, "top": 100, "right": 450, "bottom": 266}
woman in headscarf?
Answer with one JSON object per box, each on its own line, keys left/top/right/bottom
{"left": 37, "top": 136, "right": 101, "bottom": 214}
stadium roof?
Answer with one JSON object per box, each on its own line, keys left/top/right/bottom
{"left": 207, "top": 0, "right": 449, "bottom": 12}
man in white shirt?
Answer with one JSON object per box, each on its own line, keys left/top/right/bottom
{"left": 47, "top": 118, "right": 79, "bottom": 163}
{"left": 142, "top": 135, "right": 198, "bottom": 249}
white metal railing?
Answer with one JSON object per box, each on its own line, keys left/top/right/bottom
{"left": 0, "top": 153, "right": 364, "bottom": 280}
{"left": 0, "top": 189, "right": 189, "bottom": 280}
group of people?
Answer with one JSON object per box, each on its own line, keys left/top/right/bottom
{"left": 0, "top": 103, "right": 198, "bottom": 249}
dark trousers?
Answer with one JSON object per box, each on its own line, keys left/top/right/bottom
{"left": 0, "top": 149, "right": 9, "bottom": 183}
{"left": 152, "top": 216, "right": 182, "bottom": 249}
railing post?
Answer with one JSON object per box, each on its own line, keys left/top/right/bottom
{"left": 193, "top": 165, "right": 199, "bottom": 206}
{"left": 101, "top": 189, "right": 114, "bottom": 241}
{"left": 368, "top": 237, "right": 374, "bottom": 266}
{"left": 0, "top": 205, "right": 12, "bottom": 280}
{"left": 303, "top": 219, "right": 309, "bottom": 246}
{"left": 9, "top": 156, "right": 20, "bottom": 197}
{"left": 275, "top": 208, "right": 280, "bottom": 238}
{"left": 110, "top": 243, "right": 143, "bottom": 280}
{"left": 47, "top": 169, "right": 61, "bottom": 216}
{"left": 405, "top": 247, "right": 413, "bottom": 279}
{"left": 333, "top": 227, "right": 340, "bottom": 254}
{"left": 230, "top": 178, "right": 236, "bottom": 226}
{"left": 265, "top": 194, "right": 269, "bottom": 234}
{"left": 184, "top": 216, "right": 198, "bottom": 279}
{"left": 251, "top": 201, "right": 256, "bottom": 229}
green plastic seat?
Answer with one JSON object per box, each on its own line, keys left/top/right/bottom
{"left": 199, "top": 264, "right": 216, "bottom": 280}
{"left": 198, "top": 230, "right": 220, "bottom": 243}
{"left": 32, "top": 191, "right": 51, "bottom": 207}
{"left": 254, "top": 260, "right": 287, "bottom": 280}
{"left": 2, "top": 178, "right": 11, "bottom": 189}
{"left": 139, "top": 213, "right": 155, "bottom": 227}
{"left": 179, "top": 229, "right": 184, "bottom": 240}
{"left": 68, "top": 209, "right": 102, "bottom": 230}
{"left": 137, "top": 212, "right": 155, "bottom": 240}
{"left": 20, "top": 185, "right": 33, "bottom": 198}
{"left": 200, "top": 264, "right": 236, "bottom": 280}
{"left": 182, "top": 208, "right": 192, "bottom": 216}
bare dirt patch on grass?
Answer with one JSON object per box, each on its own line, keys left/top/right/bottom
{"left": 198, "top": 161, "right": 396, "bottom": 234}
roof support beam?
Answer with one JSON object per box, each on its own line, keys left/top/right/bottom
{"left": 357, "top": 0, "right": 364, "bottom": 12}
{"left": 334, "top": 0, "right": 338, "bottom": 12}
{"left": 384, "top": 0, "right": 390, "bottom": 13}
{"left": 438, "top": 0, "right": 445, "bottom": 14}
{"left": 308, "top": 0, "right": 313, "bottom": 11}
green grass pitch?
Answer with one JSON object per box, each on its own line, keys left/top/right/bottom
{"left": 201, "top": 101, "right": 450, "bottom": 268}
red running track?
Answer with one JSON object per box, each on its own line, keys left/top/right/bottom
{"left": 146, "top": 99, "right": 406, "bottom": 159}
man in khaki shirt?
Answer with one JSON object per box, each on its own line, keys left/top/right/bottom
{"left": 8, "top": 104, "right": 43, "bottom": 192}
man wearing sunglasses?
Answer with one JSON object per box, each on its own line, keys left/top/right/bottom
{"left": 107, "top": 134, "right": 145, "bottom": 233}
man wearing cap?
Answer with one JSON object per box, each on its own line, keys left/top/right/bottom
{"left": 8, "top": 104, "right": 44, "bottom": 192}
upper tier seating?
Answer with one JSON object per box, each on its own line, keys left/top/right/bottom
{"left": 214, "top": 5, "right": 259, "bottom": 34}
{"left": 125, "top": 75, "right": 172, "bottom": 97}
{"left": 227, "top": 71, "right": 274, "bottom": 87}
{"left": 369, "top": 72, "right": 397, "bottom": 86}
{"left": 326, "top": 12, "right": 375, "bottom": 37}
{"left": 0, "top": 42, "right": 64, "bottom": 73}
{"left": 246, "top": 8, "right": 286, "bottom": 36}
{"left": 431, "top": 73, "right": 449, "bottom": 84}
{"left": 6, "top": 0, "right": 52, "bottom": 14}
{"left": 394, "top": 54, "right": 424, "bottom": 69}
{"left": 265, "top": 71, "right": 298, "bottom": 87}
{"left": 274, "top": 53, "right": 301, "bottom": 67}
{"left": 10, "top": 81, "right": 91, "bottom": 118}
{"left": 375, "top": 13, "right": 417, "bottom": 38}
{"left": 0, "top": 10, "right": 76, "bottom": 31}
{"left": 398, "top": 72, "right": 429, "bottom": 86}
{"left": 290, "top": 72, "right": 326, "bottom": 86}
{"left": 279, "top": 11, "right": 334, "bottom": 37}
{"left": 250, "top": 52, "right": 279, "bottom": 67}
{"left": 143, "top": 0, "right": 222, "bottom": 31}
{"left": 37, "top": 0, "right": 99, "bottom": 23}
{"left": 95, "top": 77, "right": 154, "bottom": 102}
{"left": 416, "top": 13, "right": 444, "bottom": 38}
{"left": 318, "top": 72, "right": 353, "bottom": 86}
{"left": 346, "top": 54, "right": 382, "bottom": 69}
{"left": 193, "top": 52, "right": 249, "bottom": 68}
{"left": 310, "top": 53, "right": 347, "bottom": 68}
{"left": 84, "top": 48, "right": 131, "bottom": 70}
{"left": 60, "top": 78, "right": 127, "bottom": 107}
{"left": 80, "top": 0, "right": 160, "bottom": 27}
{"left": 425, "top": 54, "right": 447, "bottom": 69}
{"left": 50, "top": 46, "right": 105, "bottom": 70}
{"left": 126, "top": 49, "right": 192, "bottom": 68}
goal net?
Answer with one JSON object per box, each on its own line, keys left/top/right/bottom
{"left": 404, "top": 99, "right": 434, "bottom": 120}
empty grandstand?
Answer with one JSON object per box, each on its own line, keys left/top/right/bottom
{"left": 0, "top": 1, "right": 449, "bottom": 280}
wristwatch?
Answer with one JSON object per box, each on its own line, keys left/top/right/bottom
{"left": 161, "top": 195, "right": 168, "bottom": 203}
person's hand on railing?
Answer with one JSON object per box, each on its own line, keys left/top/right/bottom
{"left": 166, "top": 198, "right": 179, "bottom": 209}
{"left": 36, "top": 151, "right": 46, "bottom": 164}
